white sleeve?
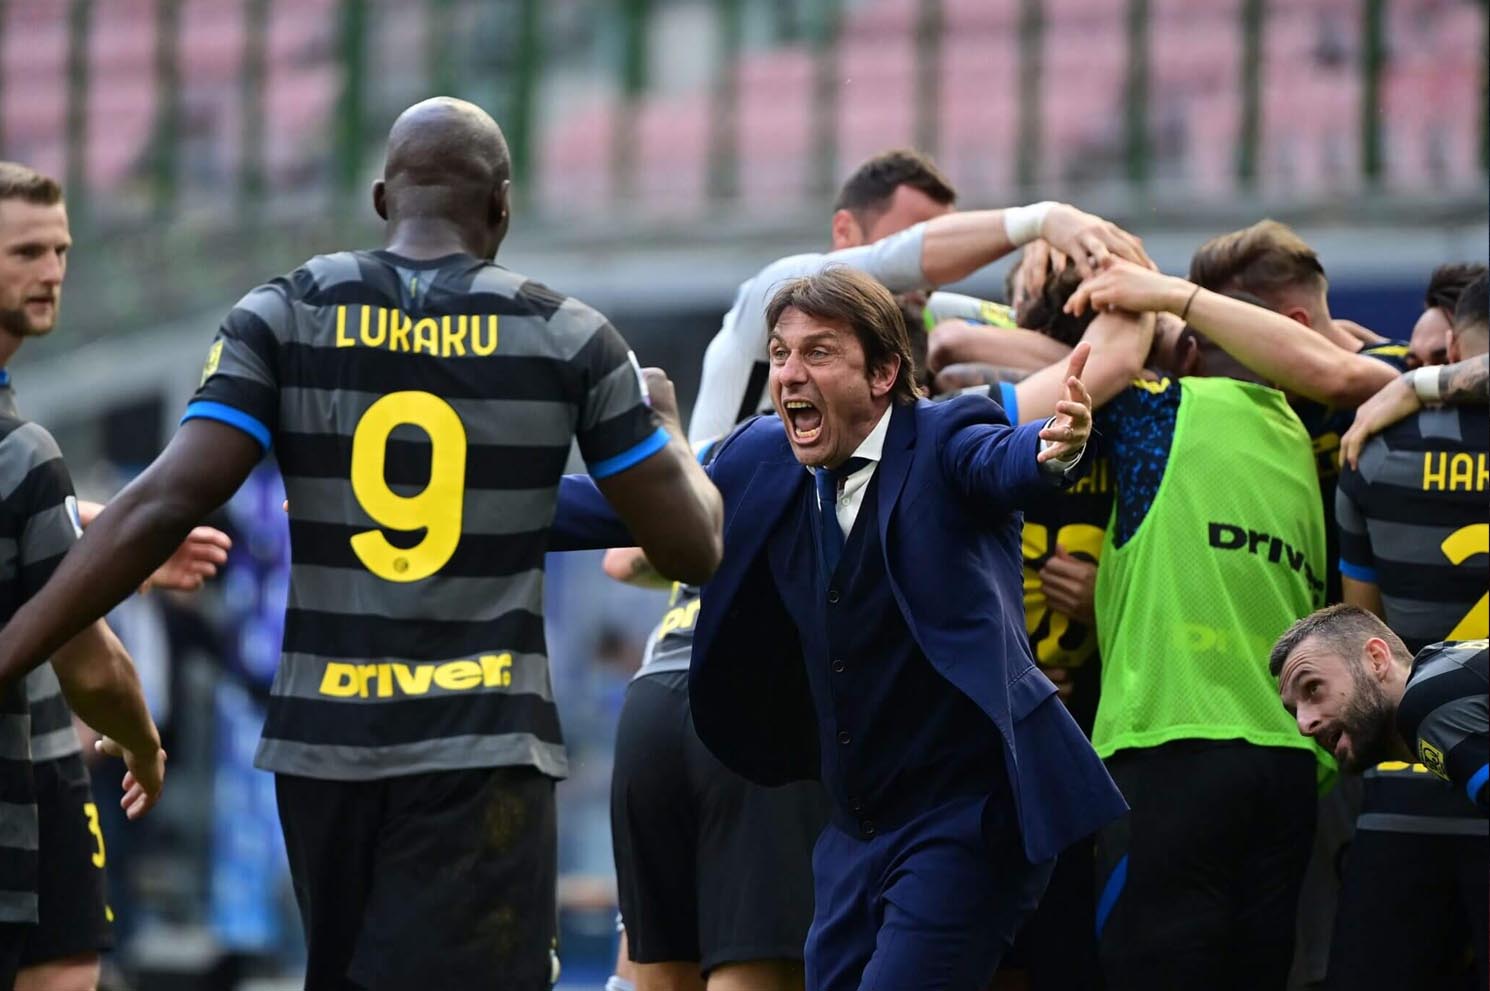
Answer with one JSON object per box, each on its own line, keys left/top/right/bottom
{"left": 686, "top": 225, "right": 930, "bottom": 444}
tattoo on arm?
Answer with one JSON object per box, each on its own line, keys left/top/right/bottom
{"left": 1438, "top": 354, "right": 1489, "bottom": 404}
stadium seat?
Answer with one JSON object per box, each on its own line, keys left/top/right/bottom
{"left": 737, "top": 47, "right": 814, "bottom": 206}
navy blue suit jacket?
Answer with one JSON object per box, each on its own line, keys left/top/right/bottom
{"left": 552, "top": 394, "right": 1127, "bottom": 863}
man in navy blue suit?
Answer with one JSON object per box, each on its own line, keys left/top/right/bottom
{"left": 553, "top": 266, "right": 1126, "bottom": 991}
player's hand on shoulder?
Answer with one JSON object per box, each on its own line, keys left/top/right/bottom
{"left": 95, "top": 736, "right": 167, "bottom": 820}
{"left": 1339, "top": 374, "right": 1421, "bottom": 470}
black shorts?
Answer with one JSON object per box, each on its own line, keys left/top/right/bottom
{"left": 611, "top": 672, "right": 827, "bottom": 974}
{"left": 1095, "top": 740, "right": 1317, "bottom": 991}
{"left": 1003, "top": 835, "right": 1099, "bottom": 988}
{"left": 22, "top": 754, "right": 112, "bottom": 966}
{"left": 276, "top": 765, "right": 557, "bottom": 991}
{"left": 1325, "top": 821, "right": 1488, "bottom": 989}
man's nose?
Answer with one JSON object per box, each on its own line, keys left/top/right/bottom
{"left": 38, "top": 252, "right": 64, "bottom": 286}
{"left": 1297, "top": 706, "right": 1321, "bottom": 737}
{"left": 777, "top": 351, "right": 807, "bottom": 383}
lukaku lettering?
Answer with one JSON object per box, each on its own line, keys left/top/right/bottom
{"left": 319, "top": 654, "right": 514, "bottom": 698}
{"left": 335, "top": 305, "right": 498, "bottom": 358}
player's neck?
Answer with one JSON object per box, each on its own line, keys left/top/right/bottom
{"left": 383, "top": 219, "right": 489, "bottom": 262}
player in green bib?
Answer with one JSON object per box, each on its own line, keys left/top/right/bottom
{"left": 1001, "top": 270, "right": 1330, "bottom": 990}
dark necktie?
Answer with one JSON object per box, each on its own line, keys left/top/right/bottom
{"left": 816, "top": 457, "right": 871, "bottom": 579}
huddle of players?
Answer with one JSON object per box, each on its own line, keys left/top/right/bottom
{"left": 605, "top": 148, "right": 1488, "bottom": 991}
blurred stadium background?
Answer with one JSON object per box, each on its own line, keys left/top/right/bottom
{"left": 4, "top": 0, "right": 1486, "bottom": 987}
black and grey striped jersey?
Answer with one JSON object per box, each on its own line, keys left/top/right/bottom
{"left": 1336, "top": 407, "right": 1488, "bottom": 652}
{"left": 185, "top": 249, "right": 667, "bottom": 781}
{"left": 0, "top": 381, "right": 83, "bottom": 765}
{"left": 1397, "top": 640, "right": 1489, "bottom": 813}
{"left": 0, "top": 413, "right": 86, "bottom": 922}
{"left": 635, "top": 583, "right": 699, "bottom": 680}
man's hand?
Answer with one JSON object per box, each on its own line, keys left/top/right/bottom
{"left": 1065, "top": 258, "right": 1191, "bottom": 317}
{"left": 143, "top": 525, "right": 232, "bottom": 593}
{"left": 1039, "top": 546, "right": 1098, "bottom": 625}
{"left": 1340, "top": 375, "right": 1421, "bottom": 470}
{"left": 1037, "top": 343, "right": 1093, "bottom": 464}
{"left": 642, "top": 367, "right": 682, "bottom": 427}
{"left": 94, "top": 736, "right": 166, "bottom": 820}
{"left": 1041, "top": 206, "right": 1153, "bottom": 280}
{"left": 1009, "top": 241, "right": 1070, "bottom": 314}
{"left": 1042, "top": 665, "right": 1076, "bottom": 704}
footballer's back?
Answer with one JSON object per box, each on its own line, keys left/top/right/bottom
{"left": 186, "top": 249, "right": 666, "bottom": 781}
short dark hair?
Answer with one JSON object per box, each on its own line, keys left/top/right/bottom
{"left": 1189, "top": 220, "right": 1327, "bottom": 299}
{"left": 766, "top": 266, "right": 922, "bottom": 405}
{"left": 0, "top": 162, "right": 62, "bottom": 206}
{"left": 1424, "top": 263, "right": 1487, "bottom": 314}
{"left": 1268, "top": 604, "right": 1413, "bottom": 678}
{"left": 1452, "top": 272, "right": 1488, "bottom": 338}
{"left": 1016, "top": 261, "right": 1093, "bottom": 347}
{"left": 833, "top": 149, "right": 956, "bottom": 225}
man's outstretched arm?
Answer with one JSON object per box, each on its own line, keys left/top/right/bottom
{"left": 1340, "top": 353, "right": 1489, "bottom": 469}
{"left": 1064, "top": 259, "right": 1395, "bottom": 407}
{"left": 0, "top": 420, "right": 260, "bottom": 689}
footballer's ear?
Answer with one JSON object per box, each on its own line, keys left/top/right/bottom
{"left": 372, "top": 180, "right": 388, "bottom": 221}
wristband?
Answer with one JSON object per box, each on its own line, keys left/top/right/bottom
{"left": 1003, "top": 201, "right": 1057, "bottom": 247}
{"left": 1179, "top": 284, "right": 1201, "bottom": 322}
{"left": 1409, "top": 367, "right": 1442, "bottom": 403}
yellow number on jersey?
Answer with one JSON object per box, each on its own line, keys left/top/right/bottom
{"left": 349, "top": 391, "right": 467, "bottom": 582}
{"left": 1022, "top": 521, "right": 1104, "bottom": 665}
{"left": 83, "top": 802, "right": 106, "bottom": 868}
{"left": 1442, "top": 523, "right": 1489, "bottom": 640}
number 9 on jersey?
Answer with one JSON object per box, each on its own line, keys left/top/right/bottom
{"left": 349, "top": 391, "right": 468, "bottom": 582}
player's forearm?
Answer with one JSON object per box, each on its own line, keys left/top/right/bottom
{"left": 53, "top": 624, "right": 160, "bottom": 758}
{"left": 1013, "top": 312, "right": 1151, "bottom": 423}
{"left": 0, "top": 480, "right": 201, "bottom": 688}
{"left": 1437, "top": 354, "right": 1489, "bottom": 404}
{"left": 1180, "top": 288, "right": 1396, "bottom": 406}
{"left": 926, "top": 322, "right": 1072, "bottom": 374}
{"left": 919, "top": 211, "right": 1021, "bottom": 286}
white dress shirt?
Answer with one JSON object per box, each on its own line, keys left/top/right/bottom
{"left": 814, "top": 405, "right": 1083, "bottom": 537}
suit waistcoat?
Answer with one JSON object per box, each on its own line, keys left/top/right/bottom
{"left": 782, "top": 471, "right": 1006, "bottom": 837}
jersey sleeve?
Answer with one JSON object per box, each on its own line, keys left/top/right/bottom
{"left": 1334, "top": 465, "right": 1378, "bottom": 583}
{"left": 1398, "top": 641, "right": 1490, "bottom": 811}
{"left": 571, "top": 317, "right": 667, "bottom": 479}
{"left": 2, "top": 422, "right": 81, "bottom": 601}
{"left": 686, "top": 224, "right": 930, "bottom": 445}
{"left": 1094, "top": 378, "right": 1181, "bottom": 549}
{"left": 1360, "top": 340, "right": 1412, "bottom": 372}
{"left": 182, "top": 281, "right": 290, "bottom": 451}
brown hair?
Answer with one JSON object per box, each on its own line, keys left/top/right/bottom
{"left": 1016, "top": 261, "right": 1094, "bottom": 347}
{"left": 832, "top": 149, "right": 956, "bottom": 227}
{"left": 766, "top": 266, "right": 922, "bottom": 404}
{"left": 1268, "top": 604, "right": 1413, "bottom": 678}
{"left": 1189, "top": 220, "right": 1326, "bottom": 300}
{"left": 0, "top": 162, "right": 62, "bottom": 206}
